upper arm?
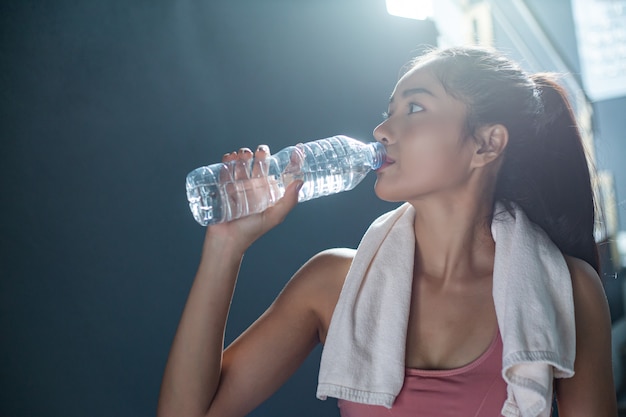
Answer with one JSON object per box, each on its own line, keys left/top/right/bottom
{"left": 207, "top": 248, "right": 353, "bottom": 417}
{"left": 555, "top": 256, "right": 617, "bottom": 416}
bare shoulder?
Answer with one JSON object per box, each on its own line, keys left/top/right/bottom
{"left": 563, "top": 255, "right": 610, "bottom": 320}
{"left": 273, "top": 248, "right": 355, "bottom": 342}
{"left": 281, "top": 248, "right": 355, "bottom": 294}
{"left": 562, "top": 255, "right": 611, "bottom": 351}
{"left": 299, "top": 247, "right": 356, "bottom": 274}
{"left": 556, "top": 255, "right": 617, "bottom": 416}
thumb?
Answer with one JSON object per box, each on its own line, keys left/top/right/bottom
{"left": 263, "top": 180, "right": 303, "bottom": 224}
{"left": 280, "top": 179, "right": 303, "bottom": 210}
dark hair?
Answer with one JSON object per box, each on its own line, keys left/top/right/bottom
{"left": 410, "top": 46, "right": 599, "bottom": 272}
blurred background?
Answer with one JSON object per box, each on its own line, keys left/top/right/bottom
{"left": 1, "top": 0, "right": 625, "bottom": 416}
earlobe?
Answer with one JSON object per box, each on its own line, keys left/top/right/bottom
{"left": 472, "top": 124, "right": 509, "bottom": 168}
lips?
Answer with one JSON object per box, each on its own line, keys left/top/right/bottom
{"left": 377, "top": 157, "right": 395, "bottom": 171}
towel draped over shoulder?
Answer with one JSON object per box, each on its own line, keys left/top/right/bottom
{"left": 317, "top": 202, "right": 575, "bottom": 417}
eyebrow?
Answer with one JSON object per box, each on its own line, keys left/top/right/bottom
{"left": 389, "top": 87, "right": 435, "bottom": 103}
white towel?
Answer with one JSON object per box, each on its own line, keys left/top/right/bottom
{"left": 317, "top": 202, "right": 575, "bottom": 417}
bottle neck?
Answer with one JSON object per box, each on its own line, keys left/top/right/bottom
{"left": 368, "top": 141, "right": 386, "bottom": 170}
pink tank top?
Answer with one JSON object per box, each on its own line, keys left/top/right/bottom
{"left": 338, "top": 331, "right": 507, "bottom": 417}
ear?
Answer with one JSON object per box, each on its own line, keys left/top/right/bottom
{"left": 471, "top": 124, "right": 508, "bottom": 168}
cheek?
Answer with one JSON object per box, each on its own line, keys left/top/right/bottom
{"left": 415, "top": 117, "right": 471, "bottom": 161}
{"left": 403, "top": 134, "right": 462, "bottom": 176}
{"left": 375, "top": 144, "right": 471, "bottom": 200}
{"left": 373, "top": 122, "right": 471, "bottom": 201}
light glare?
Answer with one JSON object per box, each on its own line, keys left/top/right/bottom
{"left": 386, "top": 0, "right": 433, "bottom": 20}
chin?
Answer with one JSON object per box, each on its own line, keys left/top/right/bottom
{"left": 373, "top": 183, "right": 404, "bottom": 203}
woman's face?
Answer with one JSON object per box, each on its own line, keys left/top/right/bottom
{"left": 373, "top": 64, "right": 478, "bottom": 203}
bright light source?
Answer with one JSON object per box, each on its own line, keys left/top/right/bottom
{"left": 386, "top": 0, "right": 434, "bottom": 20}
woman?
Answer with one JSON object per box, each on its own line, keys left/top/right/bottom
{"left": 157, "top": 47, "right": 617, "bottom": 416}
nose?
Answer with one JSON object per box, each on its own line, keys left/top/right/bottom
{"left": 373, "top": 120, "right": 393, "bottom": 145}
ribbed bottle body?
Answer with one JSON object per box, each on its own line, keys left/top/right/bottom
{"left": 186, "top": 135, "right": 385, "bottom": 226}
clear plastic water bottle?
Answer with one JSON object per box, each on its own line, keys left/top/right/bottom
{"left": 186, "top": 135, "right": 386, "bottom": 226}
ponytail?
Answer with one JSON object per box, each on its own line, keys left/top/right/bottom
{"left": 411, "top": 47, "right": 599, "bottom": 272}
{"left": 496, "top": 74, "right": 599, "bottom": 272}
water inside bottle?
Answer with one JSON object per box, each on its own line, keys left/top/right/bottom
{"left": 186, "top": 136, "right": 383, "bottom": 226}
{"left": 223, "top": 175, "right": 284, "bottom": 221}
{"left": 187, "top": 174, "right": 286, "bottom": 226}
{"left": 188, "top": 166, "right": 368, "bottom": 226}
{"left": 297, "top": 166, "right": 369, "bottom": 201}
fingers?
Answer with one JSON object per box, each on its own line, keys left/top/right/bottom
{"left": 220, "top": 147, "right": 254, "bottom": 183}
{"left": 221, "top": 146, "right": 270, "bottom": 179}
{"left": 251, "top": 145, "right": 270, "bottom": 178}
{"left": 218, "top": 144, "right": 301, "bottom": 225}
{"left": 220, "top": 151, "right": 237, "bottom": 183}
{"left": 221, "top": 151, "right": 237, "bottom": 164}
{"left": 233, "top": 148, "right": 253, "bottom": 180}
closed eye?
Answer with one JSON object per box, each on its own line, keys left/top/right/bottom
{"left": 382, "top": 110, "right": 390, "bottom": 120}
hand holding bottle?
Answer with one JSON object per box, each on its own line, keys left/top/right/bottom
{"left": 203, "top": 145, "right": 303, "bottom": 254}
{"left": 186, "top": 135, "right": 385, "bottom": 226}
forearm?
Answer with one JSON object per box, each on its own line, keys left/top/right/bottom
{"left": 158, "top": 236, "right": 245, "bottom": 417}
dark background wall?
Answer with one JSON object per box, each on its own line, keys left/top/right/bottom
{"left": 3, "top": 0, "right": 625, "bottom": 415}
{"left": 0, "top": 1, "right": 437, "bottom": 416}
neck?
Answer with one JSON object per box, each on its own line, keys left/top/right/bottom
{"left": 411, "top": 194, "right": 496, "bottom": 289}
